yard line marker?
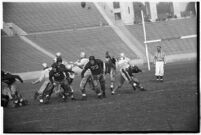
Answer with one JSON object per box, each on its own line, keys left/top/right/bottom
{"left": 20, "top": 36, "right": 55, "bottom": 59}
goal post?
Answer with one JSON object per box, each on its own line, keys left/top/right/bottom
{"left": 141, "top": 10, "right": 151, "bottom": 71}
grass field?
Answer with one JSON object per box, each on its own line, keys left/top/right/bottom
{"left": 3, "top": 60, "right": 198, "bottom": 132}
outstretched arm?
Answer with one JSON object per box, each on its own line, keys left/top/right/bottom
{"left": 32, "top": 71, "right": 45, "bottom": 84}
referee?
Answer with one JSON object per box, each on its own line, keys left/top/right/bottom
{"left": 154, "top": 46, "right": 166, "bottom": 81}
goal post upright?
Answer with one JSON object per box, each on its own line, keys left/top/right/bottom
{"left": 141, "top": 10, "right": 151, "bottom": 71}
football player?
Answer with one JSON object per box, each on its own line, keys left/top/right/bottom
{"left": 32, "top": 63, "right": 52, "bottom": 103}
{"left": 47, "top": 60, "right": 75, "bottom": 102}
{"left": 65, "top": 63, "right": 76, "bottom": 100}
{"left": 74, "top": 52, "right": 94, "bottom": 99}
{"left": 54, "top": 52, "right": 76, "bottom": 100}
{"left": 112, "top": 53, "right": 146, "bottom": 94}
{"left": 2, "top": 71, "right": 28, "bottom": 107}
{"left": 1, "top": 71, "right": 12, "bottom": 107}
{"left": 104, "top": 51, "right": 116, "bottom": 91}
{"left": 81, "top": 56, "right": 106, "bottom": 100}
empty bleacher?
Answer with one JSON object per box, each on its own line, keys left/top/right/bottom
{"left": 126, "top": 18, "right": 197, "bottom": 55}
{"left": 3, "top": 2, "right": 107, "bottom": 33}
{"left": 2, "top": 3, "right": 197, "bottom": 73}
{"left": 27, "top": 27, "right": 138, "bottom": 61}
{"left": 147, "top": 38, "right": 196, "bottom": 56}
{"left": 2, "top": 36, "right": 52, "bottom": 73}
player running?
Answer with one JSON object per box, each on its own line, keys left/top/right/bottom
{"left": 2, "top": 71, "right": 28, "bottom": 107}
{"left": 112, "top": 53, "right": 146, "bottom": 94}
{"left": 81, "top": 56, "right": 106, "bottom": 100}
{"left": 74, "top": 52, "right": 94, "bottom": 99}
{"left": 104, "top": 51, "right": 116, "bottom": 91}
{"left": 32, "top": 63, "right": 52, "bottom": 103}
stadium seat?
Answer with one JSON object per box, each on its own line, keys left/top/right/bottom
{"left": 3, "top": 3, "right": 108, "bottom": 33}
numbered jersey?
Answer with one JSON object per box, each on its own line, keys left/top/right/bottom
{"left": 82, "top": 59, "right": 104, "bottom": 76}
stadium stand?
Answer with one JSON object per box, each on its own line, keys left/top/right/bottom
{"left": 126, "top": 18, "right": 196, "bottom": 55}
{"left": 2, "top": 3, "right": 196, "bottom": 73}
{"left": 27, "top": 27, "right": 138, "bottom": 61}
{"left": 2, "top": 36, "right": 52, "bottom": 73}
{"left": 147, "top": 38, "right": 196, "bottom": 55}
{"left": 3, "top": 3, "right": 107, "bottom": 33}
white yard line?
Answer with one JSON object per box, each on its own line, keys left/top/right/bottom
{"left": 94, "top": 2, "right": 145, "bottom": 59}
{"left": 27, "top": 25, "right": 110, "bottom": 36}
{"left": 20, "top": 36, "right": 55, "bottom": 59}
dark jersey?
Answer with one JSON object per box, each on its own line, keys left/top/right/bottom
{"left": 2, "top": 73, "right": 23, "bottom": 86}
{"left": 57, "top": 64, "right": 74, "bottom": 77}
{"left": 105, "top": 55, "right": 116, "bottom": 74}
{"left": 81, "top": 59, "right": 103, "bottom": 77}
{"left": 127, "top": 66, "right": 142, "bottom": 76}
{"left": 49, "top": 70, "right": 65, "bottom": 83}
{"left": 56, "top": 56, "right": 62, "bottom": 63}
{"left": 49, "top": 64, "right": 74, "bottom": 83}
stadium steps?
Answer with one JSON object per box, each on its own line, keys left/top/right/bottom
{"left": 26, "top": 27, "right": 138, "bottom": 62}
{"left": 2, "top": 36, "right": 52, "bottom": 73}
{"left": 3, "top": 2, "right": 108, "bottom": 33}
{"left": 126, "top": 18, "right": 197, "bottom": 56}
{"left": 94, "top": 3, "right": 145, "bottom": 60}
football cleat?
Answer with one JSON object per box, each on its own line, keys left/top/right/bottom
{"left": 62, "top": 95, "right": 67, "bottom": 102}
{"left": 81, "top": 96, "right": 87, "bottom": 101}
{"left": 39, "top": 99, "right": 44, "bottom": 103}
{"left": 102, "top": 93, "right": 106, "bottom": 98}
{"left": 140, "top": 87, "right": 146, "bottom": 91}
{"left": 133, "top": 83, "right": 137, "bottom": 87}
{"left": 97, "top": 94, "right": 102, "bottom": 99}
{"left": 70, "top": 95, "right": 76, "bottom": 100}
{"left": 132, "top": 86, "right": 136, "bottom": 91}
{"left": 44, "top": 95, "right": 50, "bottom": 104}
{"left": 111, "top": 90, "right": 115, "bottom": 95}
{"left": 14, "top": 100, "right": 19, "bottom": 104}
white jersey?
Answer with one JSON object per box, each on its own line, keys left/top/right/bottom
{"left": 38, "top": 67, "right": 52, "bottom": 82}
{"left": 75, "top": 58, "right": 89, "bottom": 69}
{"left": 117, "top": 57, "right": 131, "bottom": 70}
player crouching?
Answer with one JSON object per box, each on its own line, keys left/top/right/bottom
{"left": 2, "top": 71, "right": 28, "bottom": 108}
{"left": 44, "top": 61, "right": 75, "bottom": 103}
{"left": 81, "top": 56, "right": 106, "bottom": 100}
{"left": 112, "top": 53, "right": 146, "bottom": 94}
